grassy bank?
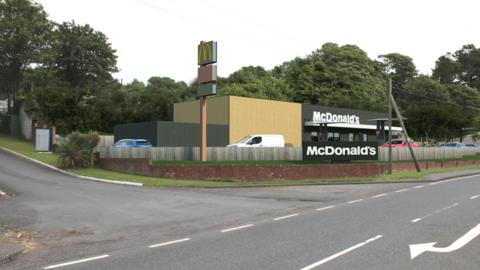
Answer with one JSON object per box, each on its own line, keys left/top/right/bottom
{"left": 1, "top": 134, "right": 480, "bottom": 187}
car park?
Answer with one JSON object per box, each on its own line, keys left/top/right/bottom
{"left": 441, "top": 142, "right": 466, "bottom": 148}
{"left": 379, "top": 139, "right": 418, "bottom": 148}
{"left": 226, "top": 134, "right": 285, "bottom": 147}
{"left": 465, "top": 143, "right": 480, "bottom": 147}
{"left": 112, "top": 139, "right": 152, "bottom": 148}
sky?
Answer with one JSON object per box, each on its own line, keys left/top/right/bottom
{"left": 37, "top": 0, "right": 479, "bottom": 85}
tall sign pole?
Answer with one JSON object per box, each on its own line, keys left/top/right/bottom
{"left": 197, "top": 41, "right": 217, "bottom": 161}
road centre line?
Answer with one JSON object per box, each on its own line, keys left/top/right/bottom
{"left": 43, "top": 255, "right": 110, "bottom": 269}
{"left": 395, "top": 188, "right": 409, "bottom": 193}
{"left": 371, "top": 193, "right": 388, "bottom": 198}
{"left": 471, "top": 195, "right": 480, "bottom": 200}
{"left": 316, "top": 205, "right": 335, "bottom": 211}
{"left": 299, "top": 235, "right": 383, "bottom": 270}
{"left": 273, "top": 213, "right": 299, "bottom": 221}
{"left": 413, "top": 185, "right": 424, "bottom": 189}
{"left": 221, "top": 224, "right": 253, "bottom": 233}
{"left": 347, "top": 199, "right": 363, "bottom": 204}
{"left": 149, "top": 238, "right": 190, "bottom": 248}
{"left": 411, "top": 203, "right": 459, "bottom": 223}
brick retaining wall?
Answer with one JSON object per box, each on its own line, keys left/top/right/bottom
{"left": 99, "top": 158, "right": 383, "bottom": 180}
{"left": 99, "top": 158, "right": 480, "bottom": 181}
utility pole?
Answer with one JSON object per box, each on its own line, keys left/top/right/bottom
{"left": 390, "top": 94, "right": 421, "bottom": 172}
{"left": 388, "top": 78, "right": 393, "bottom": 174}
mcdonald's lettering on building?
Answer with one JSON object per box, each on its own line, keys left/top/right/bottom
{"left": 198, "top": 41, "right": 217, "bottom": 66}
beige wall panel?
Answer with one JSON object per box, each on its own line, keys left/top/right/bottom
{"left": 174, "top": 96, "right": 229, "bottom": 125}
{"left": 229, "top": 96, "right": 302, "bottom": 147}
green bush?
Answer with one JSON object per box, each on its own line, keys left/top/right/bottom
{"left": 57, "top": 131, "right": 99, "bottom": 169}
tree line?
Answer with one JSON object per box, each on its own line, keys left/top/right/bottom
{"left": 1, "top": 0, "right": 480, "bottom": 142}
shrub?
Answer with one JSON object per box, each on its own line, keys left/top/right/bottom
{"left": 57, "top": 131, "right": 99, "bottom": 169}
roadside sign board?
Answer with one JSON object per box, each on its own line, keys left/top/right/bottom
{"left": 197, "top": 83, "right": 217, "bottom": 97}
{"left": 198, "top": 41, "right": 217, "bottom": 66}
{"left": 303, "top": 142, "right": 378, "bottom": 161}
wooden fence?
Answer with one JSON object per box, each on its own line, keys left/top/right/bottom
{"left": 97, "top": 146, "right": 480, "bottom": 162}
{"left": 97, "top": 147, "right": 302, "bottom": 161}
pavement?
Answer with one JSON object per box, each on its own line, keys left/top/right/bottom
{"left": 0, "top": 150, "right": 479, "bottom": 269}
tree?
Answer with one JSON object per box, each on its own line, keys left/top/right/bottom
{"left": 432, "top": 54, "right": 460, "bottom": 84}
{"left": 49, "top": 21, "right": 118, "bottom": 87}
{"left": 219, "top": 66, "right": 292, "bottom": 101}
{"left": 378, "top": 53, "right": 417, "bottom": 105}
{"left": 402, "top": 76, "right": 479, "bottom": 141}
{"left": 432, "top": 45, "right": 480, "bottom": 89}
{"left": 274, "top": 43, "right": 387, "bottom": 111}
{"left": 0, "top": 0, "right": 51, "bottom": 113}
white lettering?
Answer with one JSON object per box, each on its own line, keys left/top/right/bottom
{"left": 312, "top": 111, "right": 361, "bottom": 125}
{"left": 306, "top": 146, "right": 319, "bottom": 156}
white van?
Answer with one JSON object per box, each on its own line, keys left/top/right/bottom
{"left": 226, "top": 134, "right": 285, "bottom": 147}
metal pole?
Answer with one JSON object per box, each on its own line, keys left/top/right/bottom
{"left": 390, "top": 94, "right": 421, "bottom": 172}
{"left": 388, "top": 78, "right": 393, "bottom": 174}
{"left": 200, "top": 96, "right": 207, "bottom": 161}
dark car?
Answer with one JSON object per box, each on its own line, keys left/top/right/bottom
{"left": 112, "top": 139, "right": 152, "bottom": 148}
{"left": 465, "top": 143, "right": 480, "bottom": 147}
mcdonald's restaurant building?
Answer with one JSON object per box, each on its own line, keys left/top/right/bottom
{"left": 171, "top": 96, "right": 402, "bottom": 147}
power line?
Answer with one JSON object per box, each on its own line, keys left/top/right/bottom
{"left": 196, "top": 0, "right": 315, "bottom": 50}
{"left": 397, "top": 91, "right": 480, "bottom": 111}
{"left": 132, "top": 0, "right": 300, "bottom": 57}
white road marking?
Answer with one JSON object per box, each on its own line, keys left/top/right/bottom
{"left": 316, "top": 205, "right": 335, "bottom": 211}
{"left": 413, "top": 185, "right": 424, "bottom": 189}
{"left": 395, "top": 188, "right": 409, "bottom": 193}
{"left": 273, "top": 213, "right": 299, "bottom": 221}
{"left": 347, "top": 199, "right": 364, "bottom": 204}
{"left": 299, "top": 235, "right": 383, "bottom": 270}
{"left": 371, "top": 193, "right": 388, "bottom": 198}
{"left": 410, "top": 224, "right": 480, "bottom": 259}
{"left": 148, "top": 238, "right": 190, "bottom": 248}
{"left": 43, "top": 255, "right": 109, "bottom": 269}
{"left": 470, "top": 195, "right": 480, "bottom": 200}
{"left": 411, "top": 203, "right": 459, "bottom": 223}
{"left": 221, "top": 224, "right": 253, "bottom": 233}
{"left": 0, "top": 190, "right": 6, "bottom": 196}
{"left": 429, "top": 182, "right": 439, "bottom": 186}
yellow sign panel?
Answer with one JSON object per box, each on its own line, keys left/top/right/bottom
{"left": 198, "top": 41, "right": 217, "bottom": 66}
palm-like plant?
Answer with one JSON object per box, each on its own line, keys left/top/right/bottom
{"left": 57, "top": 132, "right": 99, "bottom": 169}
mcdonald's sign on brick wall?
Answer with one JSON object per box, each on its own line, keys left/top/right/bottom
{"left": 198, "top": 41, "right": 217, "bottom": 66}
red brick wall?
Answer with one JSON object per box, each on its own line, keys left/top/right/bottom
{"left": 388, "top": 160, "right": 480, "bottom": 172}
{"left": 98, "top": 158, "right": 480, "bottom": 181}
{"left": 99, "top": 158, "right": 383, "bottom": 180}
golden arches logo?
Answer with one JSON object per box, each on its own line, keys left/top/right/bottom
{"left": 198, "top": 41, "right": 217, "bottom": 66}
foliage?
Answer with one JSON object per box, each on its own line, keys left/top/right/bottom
{"left": 0, "top": 0, "right": 51, "bottom": 112}
{"left": 432, "top": 44, "right": 480, "bottom": 89}
{"left": 273, "top": 43, "right": 387, "bottom": 111}
{"left": 402, "top": 76, "right": 480, "bottom": 140}
{"left": 378, "top": 53, "right": 417, "bottom": 106}
{"left": 218, "top": 66, "right": 292, "bottom": 101}
{"left": 49, "top": 21, "right": 118, "bottom": 87}
{"left": 57, "top": 131, "right": 99, "bottom": 169}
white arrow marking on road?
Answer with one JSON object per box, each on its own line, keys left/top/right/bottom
{"left": 410, "top": 224, "right": 480, "bottom": 259}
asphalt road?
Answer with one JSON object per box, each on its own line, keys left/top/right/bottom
{"left": 1, "top": 151, "right": 479, "bottom": 269}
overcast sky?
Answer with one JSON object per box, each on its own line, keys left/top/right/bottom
{"left": 37, "top": 0, "right": 479, "bottom": 85}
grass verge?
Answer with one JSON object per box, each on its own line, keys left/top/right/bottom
{"left": 1, "top": 134, "right": 480, "bottom": 187}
